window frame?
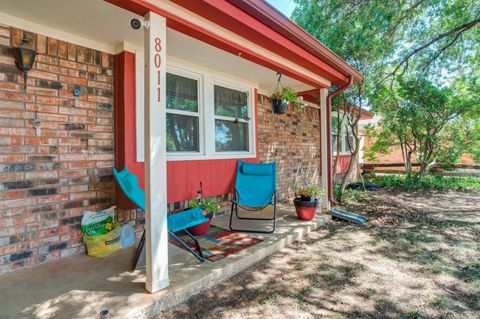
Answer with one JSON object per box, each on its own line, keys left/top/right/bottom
{"left": 210, "top": 79, "right": 253, "bottom": 155}
{"left": 332, "top": 111, "right": 354, "bottom": 156}
{"left": 165, "top": 66, "right": 204, "bottom": 156}
{"left": 135, "top": 56, "right": 257, "bottom": 162}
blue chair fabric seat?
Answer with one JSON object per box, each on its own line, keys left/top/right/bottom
{"left": 168, "top": 209, "right": 208, "bottom": 233}
{"left": 113, "top": 167, "right": 207, "bottom": 268}
{"left": 229, "top": 161, "right": 277, "bottom": 234}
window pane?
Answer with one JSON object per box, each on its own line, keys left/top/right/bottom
{"left": 332, "top": 117, "right": 339, "bottom": 132}
{"left": 332, "top": 135, "right": 338, "bottom": 153}
{"left": 214, "top": 85, "right": 248, "bottom": 119}
{"left": 343, "top": 134, "right": 352, "bottom": 153}
{"left": 167, "top": 114, "right": 199, "bottom": 152}
{"left": 347, "top": 134, "right": 355, "bottom": 152}
{"left": 166, "top": 73, "right": 198, "bottom": 112}
{"left": 215, "top": 120, "right": 248, "bottom": 152}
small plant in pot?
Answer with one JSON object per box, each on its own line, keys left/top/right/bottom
{"left": 270, "top": 86, "right": 303, "bottom": 114}
{"left": 293, "top": 182, "right": 324, "bottom": 221}
{"left": 187, "top": 197, "right": 220, "bottom": 236}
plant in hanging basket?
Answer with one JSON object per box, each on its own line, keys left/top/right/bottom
{"left": 270, "top": 86, "right": 304, "bottom": 114}
{"left": 293, "top": 182, "right": 324, "bottom": 221}
{"left": 187, "top": 197, "right": 220, "bottom": 235}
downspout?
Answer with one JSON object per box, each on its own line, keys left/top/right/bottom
{"left": 326, "top": 75, "right": 353, "bottom": 206}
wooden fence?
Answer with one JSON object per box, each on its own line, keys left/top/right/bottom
{"left": 361, "top": 162, "right": 480, "bottom": 176}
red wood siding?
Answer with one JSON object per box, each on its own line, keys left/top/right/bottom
{"left": 114, "top": 51, "right": 144, "bottom": 209}
{"left": 334, "top": 154, "right": 351, "bottom": 174}
{"left": 114, "top": 56, "right": 259, "bottom": 208}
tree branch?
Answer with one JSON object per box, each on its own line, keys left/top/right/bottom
{"left": 421, "top": 32, "right": 463, "bottom": 72}
{"left": 381, "top": 18, "right": 480, "bottom": 82}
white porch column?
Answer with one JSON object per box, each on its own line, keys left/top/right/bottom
{"left": 144, "top": 11, "right": 169, "bottom": 293}
{"left": 319, "top": 88, "right": 330, "bottom": 212}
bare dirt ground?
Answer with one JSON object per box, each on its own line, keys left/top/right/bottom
{"left": 161, "top": 190, "right": 480, "bottom": 319}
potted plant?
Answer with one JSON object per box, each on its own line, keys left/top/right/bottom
{"left": 187, "top": 197, "right": 220, "bottom": 236}
{"left": 270, "top": 86, "right": 303, "bottom": 114}
{"left": 293, "top": 182, "right": 324, "bottom": 221}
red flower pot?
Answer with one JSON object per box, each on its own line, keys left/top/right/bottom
{"left": 187, "top": 212, "right": 213, "bottom": 236}
{"left": 294, "top": 198, "right": 318, "bottom": 221}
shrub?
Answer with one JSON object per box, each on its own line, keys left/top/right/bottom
{"left": 364, "top": 174, "right": 480, "bottom": 192}
{"left": 189, "top": 197, "right": 220, "bottom": 214}
{"left": 294, "top": 182, "right": 323, "bottom": 200}
{"left": 334, "top": 183, "right": 369, "bottom": 203}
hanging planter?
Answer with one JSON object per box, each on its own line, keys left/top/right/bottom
{"left": 270, "top": 98, "right": 288, "bottom": 114}
{"left": 269, "top": 72, "right": 304, "bottom": 114}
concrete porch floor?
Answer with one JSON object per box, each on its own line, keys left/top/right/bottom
{"left": 0, "top": 204, "right": 330, "bottom": 319}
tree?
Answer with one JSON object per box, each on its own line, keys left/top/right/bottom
{"left": 292, "top": 0, "right": 479, "bottom": 194}
{"left": 293, "top": 0, "right": 399, "bottom": 199}
{"left": 338, "top": 92, "right": 364, "bottom": 199}
{"left": 368, "top": 77, "right": 476, "bottom": 174}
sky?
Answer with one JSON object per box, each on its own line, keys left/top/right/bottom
{"left": 265, "top": 0, "right": 297, "bottom": 18}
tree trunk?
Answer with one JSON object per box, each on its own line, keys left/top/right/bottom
{"left": 332, "top": 108, "right": 346, "bottom": 180}
{"left": 338, "top": 89, "right": 363, "bottom": 203}
{"left": 405, "top": 150, "right": 413, "bottom": 175}
{"left": 339, "top": 141, "right": 360, "bottom": 201}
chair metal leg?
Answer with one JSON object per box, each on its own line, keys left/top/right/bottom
{"left": 229, "top": 194, "right": 276, "bottom": 234}
{"left": 169, "top": 230, "right": 205, "bottom": 262}
{"left": 229, "top": 201, "right": 236, "bottom": 231}
{"left": 183, "top": 229, "right": 204, "bottom": 259}
{"left": 132, "top": 230, "right": 145, "bottom": 270}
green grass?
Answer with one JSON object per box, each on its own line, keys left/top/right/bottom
{"left": 430, "top": 295, "right": 448, "bottom": 309}
{"left": 363, "top": 174, "right": 480, "bottom": 192}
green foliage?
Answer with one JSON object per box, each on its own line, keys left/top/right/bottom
{"left": 364, "top": 174, "right": 480, "bottom": 192}
{"left": 292, "top": 0, "right": 480, "bottom": 83}
{"left": 363, "top": 124, "right": 393, "bottom": 162}
{"left": 333, "top": 184, "right": 369, "bottom": 203}
{"left": 368, "top": 77, "right": 477, "bottom": 171}
{"left": 473, "top": 119, "right": 480, "bottom": 161}
{"left": 189, "top": 197, "right": 220, "bottom": 214}
{"left": 294, "top": 182, "right": 323, "bottom": 200}
{"left": 271, "top": 86, "right": 304, "bottom": 112}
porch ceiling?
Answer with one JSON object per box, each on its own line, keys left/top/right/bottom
{"left": 0, "top": 0, "right": 315, "bottom": 93}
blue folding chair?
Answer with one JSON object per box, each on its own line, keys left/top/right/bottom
{"left": 113, "top": 167, "right": 208, "bottom": 269}
{"left": 229, "top": 161, "right": 277, "bottom": 234}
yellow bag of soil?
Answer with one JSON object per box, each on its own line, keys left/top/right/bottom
{"left": 83, "top": 224, "right": 121, "bottom": 257}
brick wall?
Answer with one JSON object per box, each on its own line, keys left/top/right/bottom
{"left": 257, "top": 94, "right": 321, "bottom": 200}
{"left": 0, "top": 26, "right": 117, "bottom": 273}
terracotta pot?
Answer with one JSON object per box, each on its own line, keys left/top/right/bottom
{"left": 187, "top": 212, "right": 213, "bottom": 236}
{"left": 294, "top": 198, "right": 318, "bottom": 221}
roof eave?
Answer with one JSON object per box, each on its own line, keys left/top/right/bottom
{"left": 228, "top": 0, "right": 364, "bottom": 84}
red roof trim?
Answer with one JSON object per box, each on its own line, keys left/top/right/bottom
{"left": 105, "top": 0, "right": 362, "bottom": 87}
{"left": 105, "top": 0, "right": 329, "bottom": 88}
{"left": 169, "top": 0, "right": 347, "bottom": 85}
{"left": 229, "top": 0, "right": 364, "bottom": 83}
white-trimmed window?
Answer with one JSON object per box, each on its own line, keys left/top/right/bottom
{"left": 166, "top": 71, "right": 202, "bottom": 154}
{"left": 332, "top": 115, "right": 355, "bottom": 155}
{"left": 135, "top": 57, "right": 256, "bottom": 161}
{"left": 213, "top": 84, "right": 250, "bottom": 152}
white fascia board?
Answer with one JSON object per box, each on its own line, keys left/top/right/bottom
{"left": 146, "top": 0, "right": 331, "bottom": 88}
{"left": 0, "top": 11, "right": 115, "bottom": 54}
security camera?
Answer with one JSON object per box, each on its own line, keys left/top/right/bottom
{"left": 130, "top": 18, "right": 149, "bottom": 30}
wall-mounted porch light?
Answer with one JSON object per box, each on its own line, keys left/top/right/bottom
{"left": 14, "top": 39, "right": 37, "bottom": 89}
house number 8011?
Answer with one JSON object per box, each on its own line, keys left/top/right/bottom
{"left": 154, "top": 37, "right": 162, "bottom": 102}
